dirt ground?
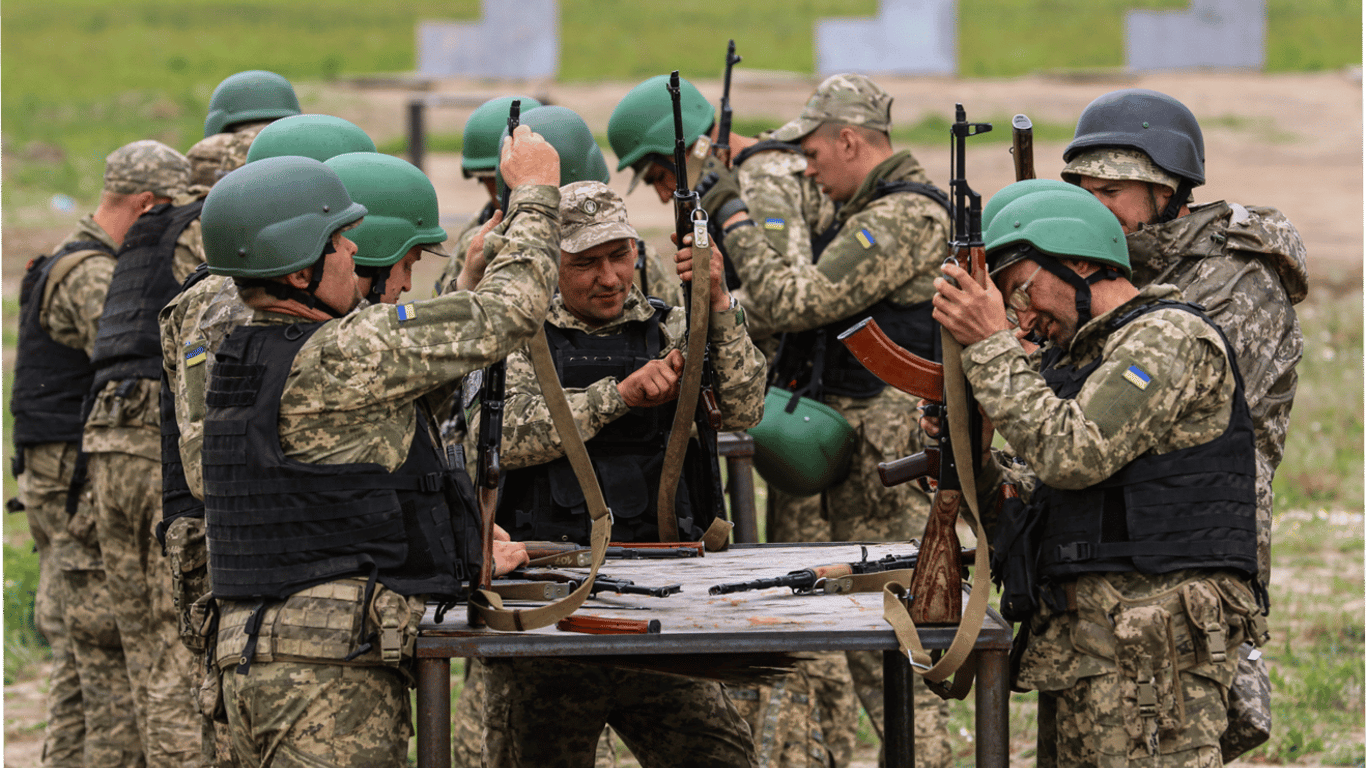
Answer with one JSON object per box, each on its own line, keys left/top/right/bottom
{"left": 2, "top": 68, "right": 1362, "bottom": 765}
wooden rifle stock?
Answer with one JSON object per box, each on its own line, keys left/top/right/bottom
{"left": 837, "top": 317, "right": 944, "bottom": 402}
{"left": 1011, "top": 114, "right": 1035, "bottom": 181}
{"left": 878, "top": 447, "right": 939, "bottom": 488}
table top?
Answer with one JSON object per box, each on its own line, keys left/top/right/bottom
{"left": 416, "top": 542, "right": 1012, "bottom": 659}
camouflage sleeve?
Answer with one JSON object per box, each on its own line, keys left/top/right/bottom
{"left": 172, "top": 218, "right": 206, "bottom": 284}
{"left": 703, "top": 303, "right": 767, "bottom": 430}
{"left": 962, "top": 312, "right": 1235, "bottom": 490}
{"left": 735, "top": 152, "right": 818, "bottom": 268}
{"left": 725, "top": 194, "right": 947, "bottom": 333}
{"left": 41, "top": 254, "right": 115, "bottom": 356}
{"left": 278, "top": 185, "right": 560, "bottom": 468}
{"left": 434, "top": 216, "right": 482, "bottom": 297}
{"left": 490, "top": 344, "right": 631, "bottom": 471}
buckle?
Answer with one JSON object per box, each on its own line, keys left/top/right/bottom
{"left": 1056, "top": 542, "right": 1092, "bottom": 562}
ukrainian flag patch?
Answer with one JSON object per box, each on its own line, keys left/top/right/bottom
{"left": 397, "top": 303, "right": 417, "bottom": 322}
{"left": 855, "top": 229, "right": 876, "bottom": 249}
{"left": 184, "top": 342, "right": 207, "bottom": 368}
{"left": 1122, "top": 364, "right": 1152, "bottom": 390}
{"left": 764, "top": 218, "right": 785, "bottom": 230}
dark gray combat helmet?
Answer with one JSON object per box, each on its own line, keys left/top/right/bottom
{"left": 1062, "top": 88, "right": 1205, "bottom": 186}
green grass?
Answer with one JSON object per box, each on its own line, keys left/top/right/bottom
{"left": 3, "top": 0, "right": 1360, "bottom": 211}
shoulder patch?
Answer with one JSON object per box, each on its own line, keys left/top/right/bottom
{"left": 184, "top": 340, "right": 208, "bottom": 368}
{"left": 855, "top": 229, "right": 877, "bottom": 249}
{"left": 1121, "top": 364, "right": 1152, "bottom": 390}
{"left": 763, "top": 218, "right": 785, "bottom": 231}
{"left": 396, "top": 303, "right": 417, "bottom": 322}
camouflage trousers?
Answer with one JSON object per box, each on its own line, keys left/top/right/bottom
{"left": 452, "top": 659, "right": 617, "bottom": 768}
{"left": 17, "top": 445, "right": 86, "bottom": 768}
{"left": 88, "top": 451, "right": 202, "bottom": 767}
{"left": 483, "top": 657, "right": 757, "bottom": 768}
{"left": 726, "top": 659, "right": 831, "bottom": 767}
{"left": 220, "top": 661, "right": 411, "bottom": 767}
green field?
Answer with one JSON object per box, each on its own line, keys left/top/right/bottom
{"left": 2, "top": 0, "right": 1360, "bottom": 208}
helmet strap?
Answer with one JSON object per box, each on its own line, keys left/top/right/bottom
{"left": 1029, "top": 253, "right": 1123, "bottom": 329}
{"left": 241, "top": 245, "right": 347, "bottom": 320}
{"left": 1155, "top": 179, "right": 1192, "bottom": 224}
{"left": 355, "top": 264, "right": 391, "bottom": 306}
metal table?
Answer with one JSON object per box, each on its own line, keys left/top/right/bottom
{"left": 414, "top": 542, "right": 1012, "bottom": 768}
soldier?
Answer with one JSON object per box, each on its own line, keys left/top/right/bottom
{"left": 195, "top": 125, "right": 556, "bottom": 764}
{"left": 694, "top": 73, "right": 953, "bottom": 765}
{"left": 607, "top": 74, "right": 855, "bottom": 765}
{"left": 10, "top": 140, "right": 178, "bottom": 767}
{"left": 190, "top": 70, "right": 302, "bottom": 189}
{"left": 471, "top": 180, "right": 762, "bottom": 768}
{"left": 1059, "top": 86, "right": 1303, "bottom": 766}
{"left": 929, "top": 184, "right": 1266, "bottom": 767}
{"left": 432, "top": 95, "right": 542, "bottom": 296}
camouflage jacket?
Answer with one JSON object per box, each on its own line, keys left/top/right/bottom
{"left": 82, "top": 194, "right": 208, "bottom": 460}
{"left": 1126, "top": 202, "right": 1306, "bottom": 582}
{"left": 43, "top": 215, "right": 120, "bottom": 356}
{"left": 968, "top": 284, "right": 1252, "bottom": 689}
{"left": 472, "top": 287, "right": 766, "bottom": 471}
{"left": 723, "top": 149, "right": 949, "bottom": 335}
{"left": 730, "top": 138, "right": 836, "bottom": 340}
{"left": 271, "top": 184, "right": 560, "bottom": 470}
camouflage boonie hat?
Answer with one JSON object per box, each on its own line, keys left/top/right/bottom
{"left": 103, "top": 140, "right": 190, "bottom": 197}
{"left": 186, "top": 131, "right": 254, "bottom": 188}
{"left": 559, "top": 181, "right": 638, "bottom": 254}
{"left": 772, "top": 73, "right": 893, "bottom": 142}
{"left": 1061, "top": 147, "right": 1182, "bottom": 192}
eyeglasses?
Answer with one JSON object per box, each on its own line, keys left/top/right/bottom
{"left": 1004, "top": 265, "right": 1043, "bottom": 327}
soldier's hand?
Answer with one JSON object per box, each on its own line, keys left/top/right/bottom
{"left": 456, "top": 210, "right": 504, "bottom": 291}
{"left": 618, "top": 349, "right": 684, "bottom": 408}
{"left": 917, "top": 399, "right": 942, "bottom": 438}
{"left": 932, "top": 262, "right": 1011, "bottom": 347}
{"left": 672, "top": 233, "right": 732, "bottom": 312}
{"left": 499, "top": 125, "right": 559, "bottom": 189}
{"left": 491, "top": 539, "right": 529, "bottom": 577}
{"left": 492, "top": 524, "right": 512, "bottom": 542}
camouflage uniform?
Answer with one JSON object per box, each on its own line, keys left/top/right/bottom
{"left": 186, "top": 129, "right": 256, "bottom": 190}
{"left": 85, "top": 181, "right": 209, "bottom": 767}
{"left": 969, "top": 285, "right": 1263, "bottom": 766}
{"left": 469, "top": 182, "right": 761, "bottom": 768}
{"left": 16, "top": 216, "right": 143, "bottom": 767}
{"left": 211, "top": 183, "right": 560, "bottom": 767}
{"left": 725, "top": 144, "right": 950, "bottom": 763}
{"left": 1124, "top": 201, "right": 1307, "bottom": 588}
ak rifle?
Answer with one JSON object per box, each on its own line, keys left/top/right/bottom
{"left": 505, "top": 570, "right": 683, "bottom": 599}
{"left": 713, "top": 40, "right": 742, "bottom": 166}
{"left": 708, "top": 546, "right": 976, "bottom": 596}
{"left": 469, "top": 99, "right": 520, "bottom": 626}
{"left": 1011, "top": 114, "right": 1035, "bottom": 181}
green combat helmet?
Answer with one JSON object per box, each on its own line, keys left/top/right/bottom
{"left": 747, "top": 389, "right": 857, "bottom": 496}
{"left": 984, "top": 186, "right": 1129, "bottom": 330}
{"left": 462, "top": 95, "right": 543, "bottom": 178}
{"left": 203, "top": 155, "right": 366, "bottom": 279}
{"left": 203, "top": 70, "right": 302, "bottom": 137}
{"left": 494, "top": 105, "right": 610, "bottom": 199}
{"left": 245, "top": 114, "right": 376, "bottom": 164}
{"left": 607, "top": 74, "right": 714, "bottom": 189}
{"left": 982, "top": 178, "right": 1091, "bottom": 233}
{"left": 326, "top": 152, "right": 449, "bottom": 304}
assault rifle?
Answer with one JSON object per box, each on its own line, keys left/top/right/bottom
{"left": 1011, "top": 114, "right": 1035, "bottom": 181}
{"left": 713, "top": 40, "right": 742, "bottom": 167}
{"left": 505, "top": 570, "right": 683, "bottom": 598}
{"left": 524, "top": 540, "right": 703, "bottom": 567}
{"left": 469, "top": 99, "right": 520, "bottom": 626}
{"left": 708, "top": 546, "right": 976, "bottom": 596}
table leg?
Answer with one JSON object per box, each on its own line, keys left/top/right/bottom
{"left": 417, "top": 657, "right": 452, "bottom": 768}
{"left": 727, "top": 455, "right": 758, "bottom": 544}
{"left": 883, "top": 649, "right": 915, "bottom": 768}
{"left": 975, "top": 649, "right": 1010, "bottom": 768}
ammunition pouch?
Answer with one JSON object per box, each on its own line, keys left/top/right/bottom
{"left": 1221, "top": 642, "right": 1272, "bottom": 762}
{"left": 214, "top": 579, "right": 423, "bottom": 680}
{"left": 990, "top": 489, "right": 1040, "bottom": 623}
{"left": 166, "top": 516, "right": 212, "bottom": 654}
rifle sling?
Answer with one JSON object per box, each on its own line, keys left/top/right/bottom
{"left": 467, "top": 327, "right": 614, "bottom": 631}
{"left": 877, "top": 326, "right": 990, "bottom": 700}
{"left": 655, "top": 228, "right": 712, "bottom": 542}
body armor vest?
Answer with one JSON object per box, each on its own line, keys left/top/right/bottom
{"left": 1033, "top": 300, "right": 1258, "bottom": 580}
{"left": 497, "top": 302, "right": 723, "bottom": 543}
{"left": 771, "top": 180, "right": 948, "bottom": 400}
{"left": 11, "top": 240, "right": 115, "bottom": 451}
{"left": 90, "top": 200, "right": 203, "bottom": 392}
{"left": 202, "top": 322, "right": 480, "bottom": 601}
